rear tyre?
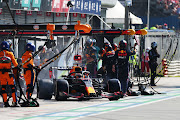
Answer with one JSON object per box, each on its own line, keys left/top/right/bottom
{"left": 38, "top": 79, "right": 53, "bottom": 100}
{"left": 108, "top": 79, "right": 121, "bottom": 93}
{"left": 108, "top": 79, "right": 121, "bottom": 101}
{"left": 55, "top": 79, "right": 69, "bottom": 101}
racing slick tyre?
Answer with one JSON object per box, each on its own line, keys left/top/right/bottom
{"left": 108, "top": 79, "right": 121, "bottom": 93}
{"left": 38, "top": 79, "right": 53, "bottom": 100}
{"left": 55, "top": 79, "right": 69, "bottom": 101}
{"left": 108, "top": 79, "right": 121, "bottom": 101}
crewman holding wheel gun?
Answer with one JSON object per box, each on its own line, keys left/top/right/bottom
{"left": 22, "top": 43, "right": 37, "bottom": 99}
{"left": 0, "top": 41, "right": 19, "bottom": 107}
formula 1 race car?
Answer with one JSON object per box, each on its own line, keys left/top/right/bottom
{"left": 38, "top": 65, "right": 122, "bottom": 101}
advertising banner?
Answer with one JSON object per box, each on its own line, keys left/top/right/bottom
{"left": 21, "top": 0, "right": 31, "bottom": 9}
{"left": 52, "top": 0, "right": 69, "bottom": 13}
{"left": 32, "top": 0, "right": 41, "bottom": 8}
{"left": 51, "top": 0, "right": 101, "bottom": 15}
{"left": 7, "top": 0, "right": 101, "bottom": 15}
{"left": 70, "top": 0, "right": 101, "bottom": 15}
{"left": 52, "top": 0, "right": 64, "bottom": 12}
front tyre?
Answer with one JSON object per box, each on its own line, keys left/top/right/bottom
{"left": 55, "top": 79, "right": 69, "bottom": 101}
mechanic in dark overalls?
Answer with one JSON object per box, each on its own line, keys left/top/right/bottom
{"left": 83, "top": 39, "right": 97, "bottom": 77}
{"left": 112, "top": 40, "right": 136, "bottom": 96}
{"left": 148, "top": 42, "right": 160, "bottom": 86}
{"left": 102, "top": 44, "right": 115, "bottom": 79}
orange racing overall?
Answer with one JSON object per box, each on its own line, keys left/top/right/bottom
{"left": 22, "top": 51, "right": 35, "bottom": 99}
{"left": 0, "top": 50, "right": 18, "bottom": 103}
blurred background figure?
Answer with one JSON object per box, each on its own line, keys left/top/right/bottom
{"left": 141, "top": 47, "right": 150, "bottom": 76}
{"left": 38, "top": 45, "right": 48, "bottom": 63}
{"left": 163, "top": 23, "right": 168, "bottom": 29}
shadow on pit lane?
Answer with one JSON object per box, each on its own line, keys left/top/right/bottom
{"left": 39, "top": 97, "right": 111, "bottom": 102}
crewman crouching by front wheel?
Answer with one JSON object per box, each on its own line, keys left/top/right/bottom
{"left": 22, "top": 43, "right": 36, "bottom": 99}
{"left": 0, "top": 41, "right": 19, "bottom": 107}
{"left": 112, "top": 40, "right": 136, "bottom": 97}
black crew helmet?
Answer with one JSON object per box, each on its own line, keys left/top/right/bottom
{"left": 99, "top": 48, "right": 105, "bottom": 54}
{"left": 151, "top": 42, "right": 157, "bottom": 49}
{"left": 103, "top": 42, "right": 110, "bottom": 48}
{"left": 106, "top": 44, "right": 112, "bottom": 51}
{"left": 119, "top": 40, "right": 127, "bottom": 49}
{"left": 85, "top": 39, "right": 93, "bottom": 47}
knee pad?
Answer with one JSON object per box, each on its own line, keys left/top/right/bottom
{"left": 9, "top": 74, "right": 14, "bottom": 78}
{"left": 1, "top": 85, "right": 7, "bottom": 90}
{"left": 1, "top": 85, "right": 7, "bottom": 94}
{"left": 10, "top": 85, "right": 16, "bottom": 93}
{"left": 26, "top": 84, "right": 33, "bottom": 93}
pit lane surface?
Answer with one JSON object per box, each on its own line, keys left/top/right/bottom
{"left": 1, "top": 77, "right": 180, "bottom": 120}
